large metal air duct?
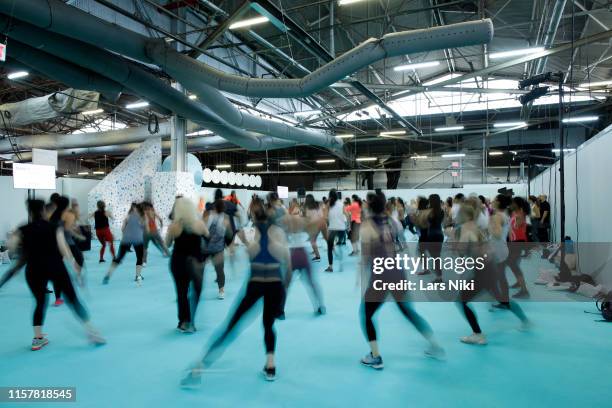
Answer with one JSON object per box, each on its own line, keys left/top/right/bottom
{"left": 7, "top": 136, "right": 230, "bottom": 162}
{"left": 0, "top": 16, "right": 296, "bottom": 152}
{"left": 0, "top": 122, "right": 224, "bottom": 152}
{"left": 0, "top": 0, "right": 493, "bottom": 98}
{"left": 7, "top": 40, "right": 124, "bottom": 102}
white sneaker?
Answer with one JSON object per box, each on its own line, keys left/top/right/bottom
{"left": 217, "top": 291, "right": 225, "bottom": 300}
{"left": 460, "top": 333, "right": 487, "bottom": 345}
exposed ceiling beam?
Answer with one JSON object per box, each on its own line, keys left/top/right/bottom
{"left": 305, "top": 27, "right": 612, "bottom": 125}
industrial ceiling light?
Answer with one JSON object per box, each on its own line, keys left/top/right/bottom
{"left": 280, "top": 161, "right": 298, "bottom": 165}
{"left": 356, "top": 157, "right": 377, "bottom": 162}
{"left": 81, "top": 109, "right": 104, "bottom": 115}
{"left": 380, "top": 130, "right": 406, "bottom": 136}
{"left": 488, "top": 151, "right": 503, "bottom": 156}
{"left": 188, "top": 94, "right": 197, "bottom": 100}
{"left": 562, "top": 116, "right": 598, "bottom": 123}
{"left": 126, "top": 101, "right": 149, "bottom": 109}
{"left": 246, "top": 163, "right": 264, "bottom": 167}
{"left": 7, "top": 71, "right": 29, "bottom": 80}
{"left": 338, "top": 0, "right": 368, "bottom": 5}
{"left": 229, "top": 16, "right": 269, "bottom": 30}
{"left": 293, "top": 110, "right": 321, "bottom": 117}
{"left": 93, "top": 171, "right": 105, "bottom": 175}
{"left": 441, "top": 153, "right": 466, "bottom": 158}
{"left": 552, "top": 148, "right": 576, "bottom": 153}
{"left": 411, "top": 155, "right": 428, "bottom": 159}
{"left": 335, "top": 134, "right": 354, "bottom": 139}
{"left": 493, "top": 121, "right": 527, "bottom": 128}
{"left": 393, "top": 61, "right": 440, "bottom": 71}
{"left": 434, "top": 125, "right": 464, "bottom": 132}
{"left": 186, "top": 129, "right": 213, "bottom": 136}
{"left": 489, "top": 47, "right": 544, "bottom": 59}
{"left": 316, "top": 159, "right": 335, "bottom": 164}
{"left": 77, "top": 171, "right": 89, "bottom": 175}
{"left": 578, "top": 80, "right": 612, "bottom": 88}
{"left": 216, "top": 164, "right": 231, "bottom": 169}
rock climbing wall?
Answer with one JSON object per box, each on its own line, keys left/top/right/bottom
{"left": 87, "top": 138, "right": 161, "bottom": 234}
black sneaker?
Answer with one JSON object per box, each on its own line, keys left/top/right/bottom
{"left": 311, "top": 256, "right": 321, "bottom": 262}
{"left": 262, "top": 366, "right": 276, "bottom": 381}
{"left": 315, "top": 306, "right": 326, "bottom": 316}
{"left": 99, "top": 259, "right": 106, "bottom": 263}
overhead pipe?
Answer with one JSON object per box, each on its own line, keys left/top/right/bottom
{"left": 7, "top": 136, "right": 230, "bottom": 162}
{"left": 0, "top": 0, "right": 493, "bottom": 98}
{"left": 0, "top": 122, "right": 223, "bottom": 152}
{"left": 0, "top": 1, "right": 345, "bottom": 154}
{"left": 0, "top": 16, "right": 295, "bottom": 152}
{"left": 6, "top": 40, "right": 124, "bottom": 102}
{"left": 531, "top": 0, "right": 567, "bottom": 76}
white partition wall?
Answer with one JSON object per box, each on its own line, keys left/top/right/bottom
{"left": 529, "top": 124, "right": 612, "bottom": 287}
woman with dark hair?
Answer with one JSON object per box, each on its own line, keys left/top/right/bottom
{"left": 325, "top": 189, "right": 346, "bottom": 272}
{"left": 507, "top": 196, "right": 530, "bottom": 298}
{"left": 181, "top": 197, "right": 289, "bottom": 385}
{"left": 346, "top": 195, "right": 362, "bottom": 256}
{"left": 143, "top": 202, "right": 170, "bottom": 265}
{"left": 92, "top": 200, "right": 115, "bottom": 263}
{"left": 411, "top": 197, "right": 429, "bottom": 273}
{"left": 202, "top": 197, "right": 232, "bottom": 300}
{"left": 304, "top": 194, "right": 323, "bottom": 262}
{"left": 360, "top": 192, "right": 444, "bottom": 369}
{"left": 0, "top": 200, "right": 105, "bottom": 350}
{"left": 50, "top": 196, "right": 85, "bottom": 301}
{"left": 416, "top": 194, "right": 445, "bottom": 282}
{"left": 103, "top": 203, "right": 148, "bottom": 285}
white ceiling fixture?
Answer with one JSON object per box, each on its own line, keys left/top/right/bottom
{"left": 434, "top": 125, "right": 464, "bottom": 132}
{"left": 316, "top": 159, "right": 335, "bottom": 164}
{"left": 380, "top": 130, "right": 406, "bottom": 136}
{"left": 246, "top": 163, "right": 263, "bottom": 167}
{"left": 228, "top": 16, "right": 269, "bottom": 30}
{"left": 188, "top": 94, "right": 197, "bottom": 100}
{"left": 293, "top": 110, "right": 321, "bottom": 117}
{"left": 77, "top": 171, "right": 89, "bottom": 175}
{"left": 338, "top": 0, "right": 368, "bottom": 5}
{"left": 552, "top": 148, "right": 576, "bottom": 153}
{"left": 216, "top": 164, "right": 231, "bottom": 169}
{"left": 280, "top": 161, "right": 298, "bottom": 166}
{"left": 7, "top": 71, "right": 29, "bottom": 80}
{"left": 441, "top": 153, "right": 466, "bottom": 158}
{"left": 488, "top": 151, "right": 503, "bottom": 156}
{"left": 578, "top": 80, "right": 612, "bottom": 88}
{"left": 489, "top": 47, "right": 544, "bottom": 59}
{"left": 186, "top": 129, "right": 213, "bottom": 136}
{"left": 93, "top": 171, "right": 105, "bottom": 175}
{"left": 126, "top": 101, "right": 149, "bottom": 109}
{"left": 562, "top": 116, "right": 598, "bottom": 123}
{"left": 411, "top": 155, "right": 428, "bottom": 159}
{"left": 493, "top": 121, "right": 527, "bottom": 128}
{"left": 356, "top": 157, "right": 377, "bottom": 162}
{"left": 335, "top": 134, "right": 354, "bottom": 139}
{"left": 394, "top": 61, "right": 440, "bottom": 72}
{"left": 81, "top": 109, "right": 104, "bottom": 115}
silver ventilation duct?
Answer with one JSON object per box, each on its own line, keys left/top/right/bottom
{"left": 0, "top": 16, "right": 297, "bottom": 152}
{"left": 8, "top": 136, "right": 230, "bottom": 162}
{"left": 0, "top": 0, "right": 493, "bottom": 98}
{"left": 7, "top": 40, "right": 124, "bottom": 102}
{"left": 0, "top": 122, "right": 223, "bottom": 152}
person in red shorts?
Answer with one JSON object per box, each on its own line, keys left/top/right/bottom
{"left": 91, "top": 200, "right": 115, "bottom": 263}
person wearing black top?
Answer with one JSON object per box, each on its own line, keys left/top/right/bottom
{"left": 165, "top": 197, "right": 209, "bottom": 333}
{"left": 0, "top": 200, "right": 105, "bottom": 350}
{"left": 92, "top": 200, "right": 115, "bottom": 263}
{"left": 538, "top": 195, "right": 551, "bottom": 242}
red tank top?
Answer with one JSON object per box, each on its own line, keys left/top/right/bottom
{"left": 510, "top": 214, "right": 527, "bottom": 242}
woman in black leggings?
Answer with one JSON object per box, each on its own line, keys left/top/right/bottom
{"left": 359, "top": 193, "right": 444, "bottom": 370}
{"left": 165, "top": 197, "right": 209, "bottom": 333}
{"left": 181, "top": 197, "right": 289, "bottom": 386}
{"left": 0, "top": 200, "right": 105, "bottom": 350}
